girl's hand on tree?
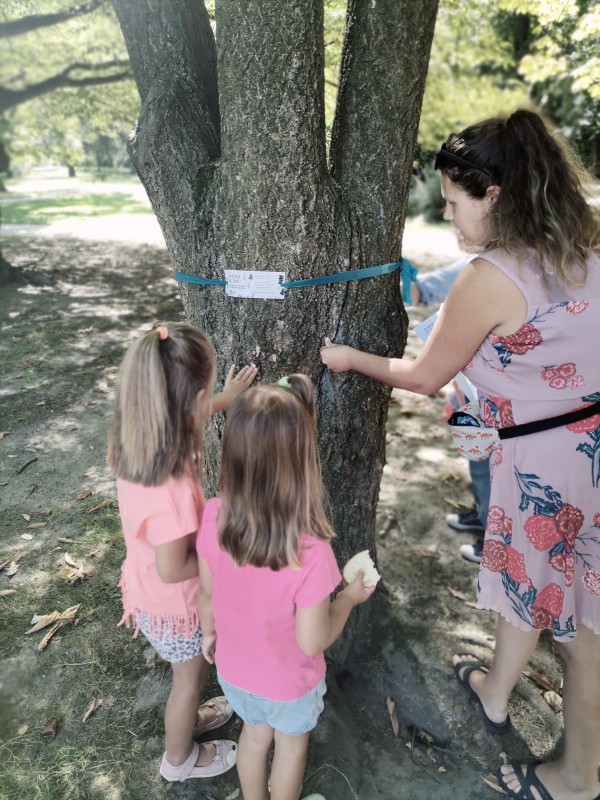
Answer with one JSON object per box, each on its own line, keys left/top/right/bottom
{"left": 223, "top": 363, "right": 258, "bottom": 397}
{"left": 320, "top": 338, "right": 355, "bottom": 372}
{"left": 212, "top": 363, "right": 258, "bottom": 413}
{"left": 343, "top": 570, "right": 377, "bottom": 606}
{"left": 201, "top": 631, "right": 217, "bottom": 664}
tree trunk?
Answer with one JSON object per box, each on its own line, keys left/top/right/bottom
{"left": 113, "top": 0, "right": 438, "bottom": 664}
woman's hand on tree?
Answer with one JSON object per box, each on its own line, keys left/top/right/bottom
{"left": 320, "top": 338, "right": 355, "bottom": 373}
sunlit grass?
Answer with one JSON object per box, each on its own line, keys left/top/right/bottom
{"left": 1, "top": 194, "right": 152, "bottom": 225}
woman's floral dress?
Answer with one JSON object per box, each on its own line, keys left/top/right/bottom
{"left": 464, "top": 248, "right": 600, "bottom": 640}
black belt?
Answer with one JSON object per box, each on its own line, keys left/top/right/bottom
{"left": 498, "top": 401, "right": 600, "bottom": 440}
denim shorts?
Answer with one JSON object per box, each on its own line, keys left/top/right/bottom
{"left": 135, "top": 613, "right": 203, "bottom": 664}
{"left": 218, "top": 674, "right": 327, "bottom": 735}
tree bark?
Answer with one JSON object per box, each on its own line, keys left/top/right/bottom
{"left": 113, "top": 0, "right": 438, "bottom": 664}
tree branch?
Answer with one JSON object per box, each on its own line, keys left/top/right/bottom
{"left": 0, "top": 61, "right": 132, "bottom": 113}
{"left": 330, "top": 0, "right": 439, "bottom": 259}
{"left": 0, "top": 1, "right": 106, "bottom": 39}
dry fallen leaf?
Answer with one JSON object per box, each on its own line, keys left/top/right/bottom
{"left": 0, "top": 552, "right": 24, "bottom": 572}
{"left": 82, "top": 697, "right": 103, "bottom": 723}
{"left": 17, "top": 724, "right": 29, "bottom": 735}
{"left": 59, "top": 553, "right": 94, "bottom": 584}
{"left": 523, "top": 670, "right": 561, "bottom": 694}
{"left": 84, "top": 499, "right": 114, "bottom": 514}
{"left": 26, "top": 522, "right": 46, "bottom": 529}
{"left": 223, "top": 790, "right": 240, "bottom": 800}
{"left": 443, "top": 496, "right": 463, "bottom": 509}
{"left": 21, "top": 513, "right": 31, "bottom": 522}
{"left": 38, "top": 621, "right": 66, "bottom": 651}
{"left": 426, "top": 745, "right": 437, "bottom": 764}
{"left": 543, "top": 690, "right": 563, "bottom": 713}
{"left": 20, "top": 534, "right": 33, "bottom": 541}
{"left": 40, "top": 720, "right": 57, "bottom": 738}
{"left": 482, "top": 774, "right": 507, "bottom": 794}
{"left": 446, "top": 584, "right": 471, "bottom": 602}
{"left": 385, "top": 433, "right": 393, "bottom": 444}
{"left": 0, "top": 589, "right": 17, "bottom": 597}
{"left": 75, "top": 489, "right": 93, "bottom": 501}
{"left": 25, "top": 604, "right": 81, "bottom": 635}
{"left": 419, "top": 545, "right": 441, "bottom": 560}
{"left": 0, "top": 432, "right": 9, "bottom": 440}
{"left": 438, "top": 766, "right": 447, "bottom": 773}
{"left": 57, "top": 537, "right": 74, "bottom": 544}
{"left": 385, "top": 696, "right": 399, "bottom": 737}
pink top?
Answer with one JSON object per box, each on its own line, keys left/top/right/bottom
{"left": 197, "top": 497, "right": 341, "bottom": 701}
{"left": 117, "top": 473, "right": 204, "bottom": 638}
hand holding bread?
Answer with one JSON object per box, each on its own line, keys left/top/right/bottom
{"left": 342, "top": 550, "right": 381, "bottom": 588}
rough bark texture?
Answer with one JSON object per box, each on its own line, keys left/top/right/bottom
{"left": 113, "top": 0, "right": 439, "bottom": 664}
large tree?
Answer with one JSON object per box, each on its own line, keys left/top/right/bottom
{"left": 113, "top": 0, "right": 439, "bottom": 660}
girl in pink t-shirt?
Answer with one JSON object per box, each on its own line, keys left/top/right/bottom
{"left": 107, "top": 323, "right": 256, "bottom": 783}
{"left": 197, "top": 375, "right": 376, "bottom": 800}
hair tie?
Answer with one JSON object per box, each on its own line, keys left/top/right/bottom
{"left": 156, "top": 326, "right": 169, "bottom": 340}
{"left": 276, "top": 376, "right": 292, "bottom": 389}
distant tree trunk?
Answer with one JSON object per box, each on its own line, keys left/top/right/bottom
{"left": 113, "top": 0, "right": 438, "bottom": 664}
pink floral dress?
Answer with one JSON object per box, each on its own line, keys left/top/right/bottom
{"left": 464, "top": 248, "right": 600, "bottom": 640}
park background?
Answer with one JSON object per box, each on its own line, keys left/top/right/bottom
{"left": 1, "top": 2, "right": 599, "bottom": 799}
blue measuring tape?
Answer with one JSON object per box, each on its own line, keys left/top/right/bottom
{"left": 173, "top": 258, "right": 419, "bottom": 304}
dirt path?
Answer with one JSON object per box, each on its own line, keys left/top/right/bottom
{"left": 0, "top": 204, "right": 564, "bottom": 799}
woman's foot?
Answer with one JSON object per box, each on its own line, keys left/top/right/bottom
{"left": 499, "top": 761, "right": 600, "bottom": 800}
{"left": 452, "top": 653, "right": 510, "bottom": 731}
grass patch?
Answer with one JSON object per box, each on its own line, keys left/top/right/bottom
{"left": 1, "top": 194, "right": 152, "bottom": 226}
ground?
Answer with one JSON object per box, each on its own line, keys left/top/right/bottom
{"left": 0, "top": 175, "right": 565, "bottom": 800}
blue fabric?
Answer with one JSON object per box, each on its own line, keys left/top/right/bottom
{"left": 173, "top": 260, "right": 415, "bottom": 290}
{"left": 218, "top": 674, "right": 327, "bottom": 735}
{"left": 469, "top": 457, "right": 491, "bottom": 527}
{"left": 413, "top": 256, "right": 470, "bottom": 306}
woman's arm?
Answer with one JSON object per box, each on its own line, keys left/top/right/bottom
{"left": 155, "top": 532, "right": 199, "bottom": 583}
{"left": 211, "top": 363, "right": 258, "bottom": 414}
{"left": 320, "top": 258, "right": 526, "bottom": 395}
{"left": 295, "top": 571, "right": 375, "bottom": 657}
{"left": 198, "top": 556, "right": 216, "bottom": 663}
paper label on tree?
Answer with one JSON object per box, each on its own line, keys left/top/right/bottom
{"left": 225, "top": 270, "right": 286, "bottom": 299}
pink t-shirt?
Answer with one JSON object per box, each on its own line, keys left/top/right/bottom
{"left": 197, "top": 497, "right": 341, "bottom": 701}
{"left": 117, "top": 473, "right": 204, "bottom": 638}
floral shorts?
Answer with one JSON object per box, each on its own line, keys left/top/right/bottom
{"left": 135, "top": 613, "right": 203, "bottom": 664}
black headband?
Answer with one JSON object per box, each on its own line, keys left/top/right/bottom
{"left": 434, "top": 143, "right": 492, "bottom": 178}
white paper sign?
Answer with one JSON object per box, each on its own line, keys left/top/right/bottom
{"left": 225, "top": 270, "right": 286, "bottom": 300}
{"left": 412, "top": 307, "right": 478, "bottom": 403}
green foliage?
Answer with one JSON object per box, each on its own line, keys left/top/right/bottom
{"left": 407, "top": 166, "right": 446, "bottom": 221}
{"left": 1, "top": 1, "right": 138, "bottom": 169}
{"left": 418, "top": 0, "right": 528, "bottom": 154}
{"left": 499, "top": 0, "right": 600, "bottom": 170}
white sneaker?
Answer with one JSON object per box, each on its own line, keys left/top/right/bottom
{"left": 460, "top": 537, "right": 483, "bottom": 563}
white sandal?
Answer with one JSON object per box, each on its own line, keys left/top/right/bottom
{"left": 160, "top": 740, "right": 237, "bottom": 781}
{"left": 193, "top": 695, "right": 234, "bottom": 737}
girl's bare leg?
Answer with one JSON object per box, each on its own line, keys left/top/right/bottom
{"left": 235, "top": 722, "right": 273, "bottom": 800}
{"left": 500, "top": 623, "right": 600, "bottom": 800}
{"left": 269, "top": 729, "right": 310, "bottom": 800}
{"left": 453, "top": 615, "right": 540, "bottom": 724}
{"left": 165, "top": 654, "right": 216, "bottom": 766}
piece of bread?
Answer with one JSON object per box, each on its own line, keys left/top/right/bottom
{"left": 342, "top": 550, "right": 381, "bottom": 588}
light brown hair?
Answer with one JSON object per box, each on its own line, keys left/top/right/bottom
{"left": 440, "top": 109, "right": 600, "bottom": 285}
{"left": 107, "top": 324, "right": 215, "bottom": 486}
{"left": 218, "top": 375, "right": 334, "bottom": 570}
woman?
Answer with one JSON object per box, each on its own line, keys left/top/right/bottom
{"left": 320, "top": 109, "right": 600, "bottom": 800}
